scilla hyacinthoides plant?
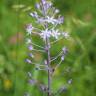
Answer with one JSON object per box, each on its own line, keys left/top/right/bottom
{"left": 25, "top": 0, "right": 71, "bottom": 96}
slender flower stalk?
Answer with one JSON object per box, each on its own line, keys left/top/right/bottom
{"left": 45, "top": 37, "right": 51, "bottom": 96}
{"left": 24, "top": 0, "right": 71, "bottom": 96}
{"left": 50, "top": 51, "right": 62, "bottom": 62}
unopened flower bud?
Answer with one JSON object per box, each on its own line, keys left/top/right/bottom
{"left": 28, "top": 79, "right": 36, "bottom": 85}
{"left": 55, "top": 9, "right": 59, "bottom": 13}
{"left": 35, "top": 3, "right": 40, "bottom": 9}
{"left": 25, "top": 59, "right": 32, "bottom": 64}
{"left": 28, "top": 45, "right": 33, "bottom": 51}
{"left": 44, "top": 60, "right": 47, "bottom": 65}
{"left": 24, "top": 92, "right": 30, "bottom": 96}
{"left": 27, "top": 72, "right": 32, "bottom": 78}
{"left": 40, "top": 84, "right": 47, "bottom": 92}
{"left": 68, "top": 79, "right": 72, "bottom": 84}
{"left": 60, "top": 86, "right": 67, "bottom": 92}
{"left": 41, "top": 0, "right": 46, "bottom": 5}
{"left": 29, "top": 53, "right": 34, "bottom": 58}
{"left": 62, "top": 47, "right": 68, "bottom": 54}
{"left": 26, "top": 38, "right": 31, "bottom": 44}
{"left": 58, "top": 16, "right": 64, "bottom": 24}
{"left": 61, "top": 55, "right": 65, "bottom": 61}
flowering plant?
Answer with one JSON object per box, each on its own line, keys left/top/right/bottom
{"left": 25, "top": 0, "right": 71, "bottom": 96}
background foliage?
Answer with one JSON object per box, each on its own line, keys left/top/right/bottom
{"left": 0, "top": 0, "right": 96, "bottom": 96}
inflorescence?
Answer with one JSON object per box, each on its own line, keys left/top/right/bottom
{"left": 24, "top": 0, "right": 72, "bottom": 96}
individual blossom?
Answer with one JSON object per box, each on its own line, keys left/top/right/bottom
{"left": 57, "top": 16, "right": 64, "bottom": 24}
{"left": 26, "top": 24, "right": 34, "bottom": 35}
{"left": 45, "top": 16, "right": 57, "bottom": 24}
{"left": 37, "top": 17, "right": 45, "bottom": 24}
{"left": 62, "top": 32, "right": 69, "bottom": 39}
{"left": 40, "top": 28, "right": 51, "bottom": 41}
{"left": 44, "top": 1, "right": 52, "bottom": 11}
{"left": 51, "top": 29, "right": 61, "bottom": 39}
{"left": 30, "top": 11, "right": 38, "bottom": 19}
{"left": 37, "top": 16, "right": 56, "bottom": 24}
{"left": 44, "top": 16, "right": 64, "bottom": 25}
{"left": 41, "top": 0, "right": 52, "bottom": 13}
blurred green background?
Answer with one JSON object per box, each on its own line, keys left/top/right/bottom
{"left": 0, "top": 0, "right": 96, "bottom": 96}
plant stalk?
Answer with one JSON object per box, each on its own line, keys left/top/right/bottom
{"left": 46, "top": 38, "right": 51, "bottom": 96}
{"left": 41, "top": 0, "right": 51, "bottom": 95}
